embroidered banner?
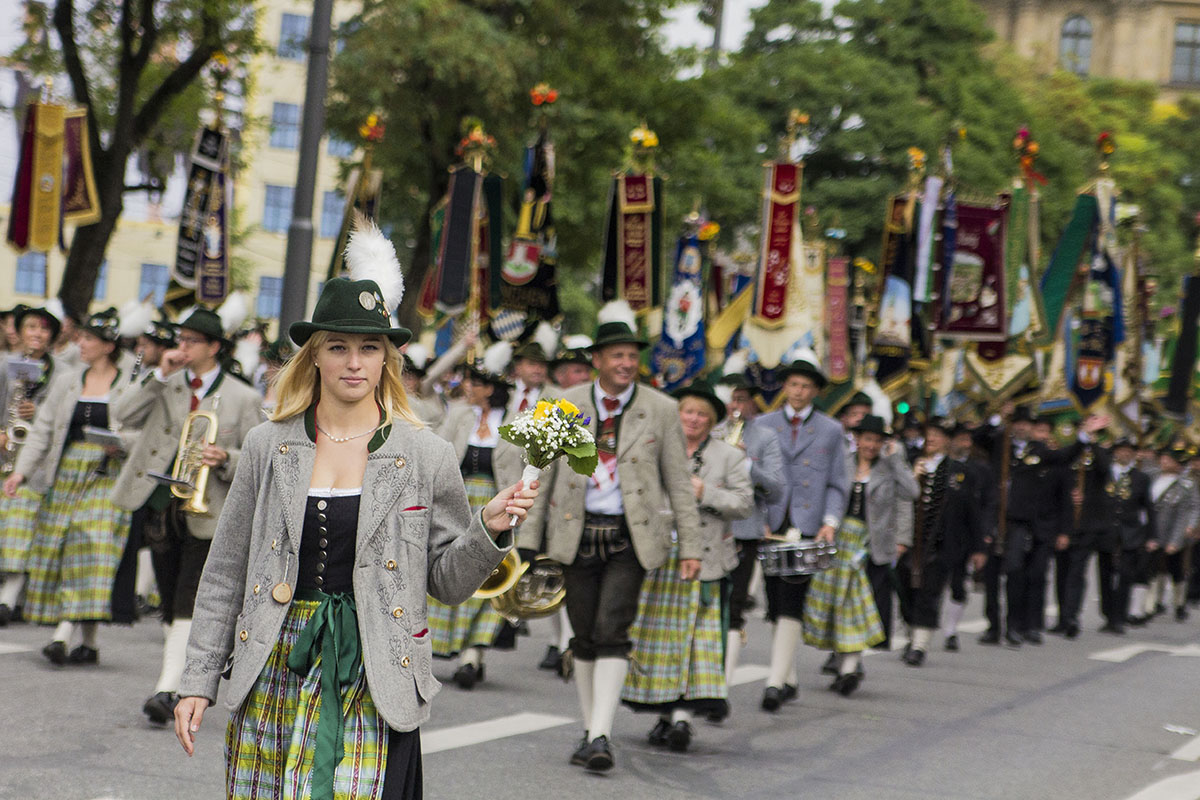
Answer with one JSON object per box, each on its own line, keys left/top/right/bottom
{"left": 174, "top": 127, "right": 228, "bottom": 291}
{"left": 652, "top": 233, "right": 706, "bottom": 391}
{"left": 601, "top": 174, "right": 661, "bottom": 313}
{"left": 434, "top": 166, "right": 483, "bottom": 316}
{"left": 826, "top": 255, "right": 851, "bottom": 383}
{"left": 913, "top": 176, "right": 943, "bottom": 303}
{"left": 937, "top": 199, "right": 1008, "bottom": 343}
{"left": 872, "top": 193, "right": 915, "bottom": 363}
{"left": 499, "top": 128, "right": 559, "bottom": 321}
{"left": 61, "top": 109, "right": 99, "bottom": 227}
{"left": 751, "top": 162, "right": 801, "bottom": 327}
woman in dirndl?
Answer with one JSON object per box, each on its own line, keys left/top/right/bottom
{"left": 621, "top": 380, "right": 753, "bottom": 752}
{"left": 804, "top": 414, "right": 916, "bottom": 695}
{"left": 174, "top": 220, "right": 538, "bottom": 800}
{"left": 3, "top": 308, "right": 132, "bottom": 664}
{"left": 427, "top": 341, "right": 519, "bottom": 689}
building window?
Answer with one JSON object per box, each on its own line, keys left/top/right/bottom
{"left": 320, "top": 191, "right": 346, "bottom": 239}
{"left": 269, "top": 102, "right": 301, "bottom": 150}
{"left": 256, "top": 276, "right": 284, "bottom": 319}
{"left": 94, "top": 260, "right": 108, "bottom": 300}
{"left": 1173, "top": 22, "right": 1200, "bottom": 84}
{"left": 263, "top": 185, "right": 294, "bottom": 234}
{"left": 1059, "top": 15, "right": 1092, "bottom": 76}
{"left": 278, "top": 13, "right": 309, "bottom": 61}
{"left": 138, "top": 263, "right": 169, "bottom": 307}
{"left": 327, "top": 136, "right": 355, "bottom": 158}
{"left": 14, "top": 252, "right": 46, "bottom": 295}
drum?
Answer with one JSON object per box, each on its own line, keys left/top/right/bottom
{"left": 758, "top": 540, "right": 838, "bottom": 581}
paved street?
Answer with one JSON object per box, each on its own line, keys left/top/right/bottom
{"left": 2, "top": 586, "right": 1200, "bottom": 800}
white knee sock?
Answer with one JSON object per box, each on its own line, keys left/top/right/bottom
{"left": 458, "top": 646, "right": 483, "bottom": 669}
{"left": 670, "top": 708, "right": 692, "bottom": 725}
{"left": 574, "top": 658, "right": 595, "bottom": 733}
{"left": 135, "top": 549, "right": 156, "bottom": 598}
{"left": 0, "top": 573, "right": 24, "bottom": 607}
{"left": 53, "top": 620, "right": 74, "bottom": 644}
{"left": 154, "top": 619, "right": 192, "bottom": 694}
{"left": 79, "top": 622, "right": 98, "bottom": 649}
{"left": 589, "top": 657, "right": 629, "bottom": 740}
{"left": 724, "top": 631, "right": 743, "bottom": 688}
{"left": 766, "top": 618, "right": 802, "bottom": 689}
{"left": 839, "top": 651, "right": 861, "bottom": 676}
{"left": 943, "top": 600, "right": 966, "bottom": 637}
{"left": 557, "top": 608, "right": 574, "bottom": 652}
{"left": 548, "top": 610, "right": 562, "bottom": 647}
{"left": 911, "top": 627, "right": 933, "bottom": 653}
{"left": 1128, "top": 585, "right": 1148, "bottom": 618}
{"left": 748, "top": 560, "right": 764, "bottom": 599}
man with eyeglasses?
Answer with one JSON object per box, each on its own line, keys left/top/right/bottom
{"left": 109, "top": 309, "right": 262, "bottom": 726}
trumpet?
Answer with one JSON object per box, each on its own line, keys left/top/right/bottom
{"left": 171, "top": 403, "right": 219, "bottom": 516}
{"left": 724, "top": 409, "right": 745, "bottom": 448}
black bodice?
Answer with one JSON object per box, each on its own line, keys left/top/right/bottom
{"left": 848, "top": 480, "right": 867, "bottom": 523}
{"left": 462, "top": 443, "right": 494, "bottom": 478}
{"left": 297, "top": 493, "right": 360, "bottom": 594}
{"left": 67, "top": 400, "right": 109, "bottom": 444}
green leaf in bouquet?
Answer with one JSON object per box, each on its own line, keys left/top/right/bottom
{"left": 566, "top": 451, "right": 599, "bottom": 477}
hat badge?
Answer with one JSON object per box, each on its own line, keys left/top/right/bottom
{"left": 359, "top": 291, "right": 377, "bottom": 311}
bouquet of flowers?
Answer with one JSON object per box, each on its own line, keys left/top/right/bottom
{"left": 500, "top": 398, "right": 598, "bottom": 525}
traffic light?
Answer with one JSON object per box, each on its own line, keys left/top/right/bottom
{"left": 896, "top": 402, "right": 910, "bottom": 415}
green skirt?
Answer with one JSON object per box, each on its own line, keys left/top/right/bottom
{"left": 802, "top": 516, "right": 885, "bottom": 652}
{"left": 0, "top": 487, "right": 42, "bottom": 573}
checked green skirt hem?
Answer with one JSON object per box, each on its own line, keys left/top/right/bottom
{"left": 802, "top": 516, "right": 885, "bottom": 652}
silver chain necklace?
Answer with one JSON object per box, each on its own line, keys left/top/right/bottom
{"left": 315, "top": 421, "right": 379, "bottom": 443}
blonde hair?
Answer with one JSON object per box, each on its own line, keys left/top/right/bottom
{"left": 269, "top": 329, "right": 423, "bottom": 429}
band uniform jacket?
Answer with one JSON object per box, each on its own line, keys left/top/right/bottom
{"left": 758, "top": 407, "right": 850, "bottom": 536}
{"left": 973, "top": 426, "right": 1083, "bottom": 540}
{"left": 730, "top": 418, "right": 785, "bottom": 541}
{"left": 109, "top": 369, "right": 263, "bottom": 540}
{"left": 1103, "top": 465, "right": 1155, "bottom": 552}
{"left": 517, "top": 382, "right": 705, "bottom": 569}
{"left": 437, "top": 401, "right": 524, "bottom": 486}
{"left": 691, "top": 437, "right": 754, "bottom": 581}
{"left": 12, "top": 363, "right": 133, "bottom": 495}
{"left": 1074, "top": 444, "right": 1112, "bottom": 544}
{"left": 898, "top": 457, "right": 984, "bottom": 565}
{"left": 1146, "top": 469, "right": 1199, "bottom": 550}
{"left": 178, "top": 414, "right": 512, "bottom": 732}
{"left": 406, "top": 392, "right": 447, "bottom": 429}
{"left": 848, "top": 447, "right": 918, "bottom": 565}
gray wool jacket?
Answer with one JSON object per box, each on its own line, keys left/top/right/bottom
{"left": 178, "top": 412, "right": 512, "bottom": 732}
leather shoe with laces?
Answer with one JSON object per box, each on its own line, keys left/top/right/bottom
{"left": 582, "top": 735, "right": 614, "bottom": 772}
{"left": 944, "top": 634, "right": 959, "bottom": 651}
{"left": 647, "top": 719, "right": 671, "bottom": 747}
{"left": 453, "top": 663, "right": 484, "bottom": 690}
{"left": 68, "top": 644, "right": 99, "bottom": 665}
{"left": 569, "top": 733, "right": 590, "bottom": 766}
{"left": 666, "top": 721, "right": 693, "bottom": 752}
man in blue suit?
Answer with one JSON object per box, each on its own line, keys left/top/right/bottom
{"left": 757, "top": 356, "right": 850, "bottom": 711}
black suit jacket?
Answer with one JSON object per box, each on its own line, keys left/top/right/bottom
{"left": 973, "top": 425, "right": 1084, "bottom": 539}
{"left": 924, "top": 457, "right": 985, "bottom": 564}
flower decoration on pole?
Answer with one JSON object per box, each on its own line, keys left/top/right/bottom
{"left": 1097, "top": 130, "right": 1116, "bottom": 171}
{"left": 456, "top": 118, "right": 498, "bottom": 170}
{"left": 530, "top": 83, "right": 559, "bottom": 106}
{"left": 358, "top": 113, "right": 385, "bottom": 144}
{"left": 500, "top": 398, "right": 598, "bottom": 526}
{"left": 628, "top": 121, "right": 659, "bottom": 173}
{"left": 1013, "top": 125, "right": 1046, "bottom": 186}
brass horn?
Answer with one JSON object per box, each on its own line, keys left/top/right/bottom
{"left": 171, "top": 408, "right": 219, "bottom": 516}
{"left": 489, "top": 555, "right": 566, "bottom": 624}
{"left": 473, "top": 549, "right": 521, "bottom": 599}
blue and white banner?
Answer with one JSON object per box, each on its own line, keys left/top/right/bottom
{"left": 652, "top": 234, "right": 706, "bottom": 392}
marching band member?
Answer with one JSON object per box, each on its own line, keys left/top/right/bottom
{"left": 1147, "top": 444, "right": 1200, "bottom": 623}
{"left": 519, "top": 302, "right": 703, "bottom": 773}
{"left": 550, "top": 335, "right": 595, "bottom": 390}
{"left": 110, "top": 307, "right": 262, "bottom": 725}
{"left": 0, "top": 303, "right": 63, "bottom": 623}
{"left": 810, "top": 414, "right": 914, "bottom": 690}
{"left": 428, "top": 342, "right": 521, "bottom": 689}
{"left": 173, "top": 231, "right": 536, "bottom": 799}
{"left": 622, "top": 379, "right": 752, "bottom": 751}
{"left": 1096, "top": 438, "right": 1154, "bottom": 632}
{"left": 3, "top": 309, "right": 131, "bottom": 663}
{"left": 757, "top": 354, "right": 849, "bottom": 711}
{"left": 942, "top": 422, "right": 994, "bottom": 648}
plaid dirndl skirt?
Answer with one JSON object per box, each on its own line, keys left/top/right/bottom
{"left": 226, "top": 599, "right": 421, "bottom": 800}
{"left": 802, "top": 516, "right": 885, "bottom": 652}
{"left": 0, "top": 487, "right": 43, "bottom": 573}
{"left": 427, "top": 473, "right": 506, "bottom": 658}
{"left": 24, "top": 442, "right": 130, "bottom": 624}
{"left": 621, "top": 541, "right": 728, "bottom": 714}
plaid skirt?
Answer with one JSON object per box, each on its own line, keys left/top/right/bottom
{"left": 621, "top": 542, "right": 728, "bottom": 714}
{"left": 24, "top": 442, "right": 130, "bottom": 624}
{"left": 803, "top": 517, "right": 885, "bottom": 652}
{"left": 427, "top": 473, "right": 506, "bottom": 658}
{"left": 0, "top": 487, "right": 43, "bottom": 573}
{"left": 226, "top": 599, "right": 420, "bottom": 800}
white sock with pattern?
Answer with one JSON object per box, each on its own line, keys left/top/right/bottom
{"left": 574, "top": 658, "right": 595, "bottom": 733}
{"left": 0, "top": 573, "right": 24, "bottom": 607}
{"left": 589, "top": 657, "right": 628, "bottom": 740}
{"left": 53, "top": 620, "right": 74, "bottom": 644}
{"left": 766, "top": 618, "right": 802, "bottom": 689}
{"left": 154, "top": 619, "right": 192, "bottom": 694}
{"left": 943, "top": 600, "right": 966, "bottom": 637}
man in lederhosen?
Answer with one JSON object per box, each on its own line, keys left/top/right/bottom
{"left": 757, "top": 354, "right": 849, "bottom": 711}
{"left": 519, "top": 311, "right": 702, "bottom": 773}
{"left": 110, "top": 309, "right": 262, "bottom": 725}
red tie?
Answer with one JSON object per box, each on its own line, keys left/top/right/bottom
{"left": 595, "top": 396, "right": 622, "bottom": 485}
{"left": 189, "top": 377, "right": 202, "bottom": 412}
{"left": 790, "top": 412, "right": 802, "bottom": 442}
{"left": 519, "top": 390, "right": 531, "bottom": 413}
{"left": 602, "top": 396, "right": 620, "bottom": 414}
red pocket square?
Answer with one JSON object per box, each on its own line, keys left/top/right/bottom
{"left": 403, "top": 506, "right": 428, "bottom": 512}
{"left": 413, "top": 628, "right": 429, "bottom": 639}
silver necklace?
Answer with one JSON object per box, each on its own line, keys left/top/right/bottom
{"left": 315, "top": 421, "right": 379, "bottom": 443}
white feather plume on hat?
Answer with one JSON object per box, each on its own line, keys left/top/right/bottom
{"left": 597, "top": 299, "right": 637, "bottom": 331}
{"left": 43, "top": 297, "right": 65, "bottom": 325}
{"left": 481, "top": 340, "right": 513, "bottom": 378}
{"left": 723, "top": 349, "right": 749, "bottom": 377}
{"left": 783, "top": 344, "right": 821, "bottom": 369}
{"left": 234, "top": 336, "right": 261, "bottom": 378}
{"left": 861, "top": 379, "right": 893, "bottom": 427}
{"left": 217, "top": 291, "right": 250, "bottom": 335}
{"left": 345, "top": 214, "right": 405, "bottom": 314}
{"left": 532, "top": 321, "right": 558, "bottom": 358}
{"left": 405, "top": 342, "right": 430, "bottom": 371}
{"left": 118, "top": 299, "right": 156, "bottom": 339}
{"left": 562, "top": 334, "right": 593, "bottom": 351}
{"left": 714, "top": 383, "right": 734, "bottom": 405}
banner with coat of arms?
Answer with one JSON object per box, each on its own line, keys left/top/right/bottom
{"left": 652, "top": 231, "right": 706, "bottom": 391}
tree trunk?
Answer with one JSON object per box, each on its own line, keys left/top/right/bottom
{"left": 396, "top": 188, "right": 445, "bottom": 331}
{"left": 58, "top": 148, "right": 126, "bottom": 318}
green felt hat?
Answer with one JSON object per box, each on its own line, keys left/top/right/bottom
{"left": 777, "top": 358, "right": 827, "bottom": 389}
{"left": 289, "top": 277, "right": 412, "bottom": 347}
{"left": 83, "top": 307, "right": 121, "bottom": 343}
{"left": 672, "top": 378, "right": 727, "bottom": 423}
{"left": 178, "top": 308, "right": 227, "bottom": 344}
{"left": 839, "top": 391, "right": 873, "bottom": 414}
{"left": 513, "top": 340, "right": 550, "bottom": 363}
{"left": 591, "top": 321, "right": 649, "bottom": 351}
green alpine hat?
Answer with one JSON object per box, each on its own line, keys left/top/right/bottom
{"left": 839, "top": 391, "right": 873, "bottom": 415}
{"left": 513, "top": 340, "right": 550, "bottom": 363}
{"left": 289, "top": 277, "right": 412, "bottom": 347}
{"left": 83, "top": 307, "right": 121, "bottom": 343}
{"left": 851, "top": 414, "right": 888, "bottom": 436}
{"left": 591, "top": 321, "right": 649, "bottom": 351}
{"left": 143, "top": 318, "right": 177, "bottom": 347}
{"left": 672, "top": 378, "right": 727, "bottom": 423}
{"left": 178, "top": 308, "right": 228, "bottom": 344}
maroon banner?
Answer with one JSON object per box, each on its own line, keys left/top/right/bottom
{"left": 937, "top": 200, "right": 1008, "bottom": 342}
{"left": 5, "top": 105, "right": 35, "bottom": 251}
{"left": 827, "top": 255, "right": 851, "bottom": 382}
{"left": 752, "top": 162, "right": 801, "bottom": 326}
{"left": 617, "top": 174, "right": 654, "bottom": 311}
{"left": 61, "top": 110, "right": 100, "bottom": 226}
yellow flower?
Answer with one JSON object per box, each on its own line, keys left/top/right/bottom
{"left": 557, "top": 399, "right": 581, "bottom": 417}
{"left": 534, "top": 400, "right": 552, "bottom": 420}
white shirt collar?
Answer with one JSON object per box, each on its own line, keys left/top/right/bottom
{"left": 187, "top": 364, "right": 221, "bottom": 397}
{"left": 784, "top": 404, "right": 813, "bottom": 423}
{"left": 594, "top": 381, "right": 635, "bottom": 419}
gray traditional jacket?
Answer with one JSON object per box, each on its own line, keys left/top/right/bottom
{"left": 853, "top": 447, "right": 919, "bottom": 562}
{"left": 759, "top": 406, "right": 851, "bottom": 535}
{"left": 178, "top": 412, "right": 511, "bottom": 732}
{"left": 1148, "top": 468, "right": 1200, "bottom": 550}
{"left": 692, "top": 436, "right": 754, "bottom": 580}
{"left": 730, "top": 417, "right": 785, "bottom": 541}
{"left": 438, "top": 401, "right": 525, "bottom": 487}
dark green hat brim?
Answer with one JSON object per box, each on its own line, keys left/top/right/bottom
{"left": 289, "top": 320, "right": 412, "bottom": 347}
{"left": 672, "top": 385, "right": 727, "bottom": 423}
{"left": 778, "top": 360, "right": 827, "bottom": 389}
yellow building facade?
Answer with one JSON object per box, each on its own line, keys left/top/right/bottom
{"left": 0, "top": 0, "right": 359, "bottom": 332}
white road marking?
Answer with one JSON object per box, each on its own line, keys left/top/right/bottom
{"left": 0, "top": 641, "right": 32, "bottom": 655}
{"left": 1170, "top": 735, "right": 1200, "bottom": 763}
{"left": 1089, "top": 643, "right": 1200, "bottom": 663}
{"left": 1123, "top": 769, "right": 1200, "bottom": 799}
{"left": 422, "top": 712, "right": 574, "bottom": 754}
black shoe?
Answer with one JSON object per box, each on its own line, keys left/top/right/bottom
{"left": 1177, "top": 606, "right": 1190, "bottom": 622}
{"left": 944, "top": 634, "right": 959, "bottom": 652}
{"left": 453, "top": 663, "right": 483, "bottom": 690}
{"left": 569, "top": 733, "right": 590, "bottom": 766}
{"left": 901, "top": 642, "right": 912, "bottom": 660}
{"left": 1099, "top": 622, "right": 1125, "bottom": 635}
{"left": 833, "top": 672, "right": 861, "bottom": 696}
{"left": 820, "top": 653, "right": 838, "bottom": 675}
{"left": 647, "top": 719, "right": 671, "bottom": 747}
{"left": 904, "top": 648, "right": 926, "bottom": 667}
{"left": 0, "top": 604, "right": 10, "bottom": 626}
{"left": 761, "top": 686, "right": 783, "bottom": 712}
{"left": 1004, "top": 631, "right": 1023, "bottom": 647}
{"left": 978, "top": 630, "right": 1001, "bottom": 645}
{"left": 68, "top": 644, "right": 99, "bottom": 665}
{"left": 582, "top": 735, "right": 614, "bottom": 772}
{"left": 781, "top": 683, "right": 798, "bottom": 703}
{"left": 1154, "top": 602, "right": 1167, "bottom": 616}
{"left": 1048, "top": 622, "right": 1069, "bottom": 635}
{"left": 1128, "top": 614, "right": 1147, "bottom": 628}
{"left": 705, "top": 704, "right": 729, "bottom": 724}
{"left": 1065, "top": 622, "right": 1080, "bottom": 639}
{"left": 143, "top": 691, "right": 178, "bottom": 725}
{"left": 1024, "top": 631, "right": 1043, "bottom": 645}
{"left": 42, "top": 641, "right": 68, "bottom": 666}
{"left": 666, "top": 721, "right": 693, "bottom": 752}
{"left": 538, "top": 646, "right": 561, "bottom": 671}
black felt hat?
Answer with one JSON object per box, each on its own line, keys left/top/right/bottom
{"left": 839, "top": 391, "right": 873, "bottom": 415}
{"left": 142, "top": 319, "right": 177, "bottom": 347}
{"left": 591, "top": 320, "right": 649, "bottom": 351}
{"left": 851, "top": 414, "right": 888, "bottom": 436}
{"left": 924, "top": 415, "right": 955, "bottom": 436}
{"left": 717, "top": 372, "right": 761, "bottom": 396}
{"left": 14, "top": 304, "right": 62, "bottom": 341}
{"left": 672, "top": 379, "right": 727, "bottom": 423}
{"left": 289, "top": 277, "right": 412, "bottom": 347}
{"left": 777, "top": 358, "right": 827, "bottom": 389}
{"left": 1011, "top": 405, "right": 1036, "bottom": 424}
{"left": 178, "top": 308, "right": 229, "bottom": 344}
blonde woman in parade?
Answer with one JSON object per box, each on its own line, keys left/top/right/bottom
{"left": 174, "top": 221, "right": 538, "bottom": 800}
{"left": 622, "top": 379, "right": 753, "bottom": 751}
{"left": 804, "top": 414, "right": 915, "bottom": 695}
{"left": 2, "top": 309, "right": 133, "bottom": 664}
{"left": 428, "top": 341, "right": 522, "bottom": 689}
{"left": 0, "top": 303, "right": 63, "bottom": 624}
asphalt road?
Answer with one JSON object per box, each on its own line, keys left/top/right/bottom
{"left": 2, "top": 583, "right": 1199, "bottom": 800}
